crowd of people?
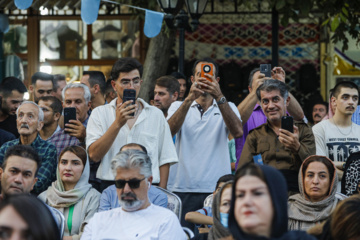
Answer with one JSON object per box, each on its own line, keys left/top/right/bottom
{"left": 0, "top": 56, "right": 360, "bottom": 240}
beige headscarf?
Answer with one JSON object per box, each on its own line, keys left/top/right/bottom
{"left": 288, "top": 155, "right": 339, "bottom": 230}
{"left": 45, "top": 150, "right": 92, "bottom": 209}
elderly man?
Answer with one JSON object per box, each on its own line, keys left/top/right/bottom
{"left": 238, "top": 80, "right": 315, "bottom": 194}
{"left": 0, "top": 77, "right": 27, "bottom": 137}
{"left": 154, "top": 75, "right": 179, "bottom": 117}
{"left": 50, "top": 83, "right": 91, "bottom": 157}
{"left": 86, "top": 58, "right": 177, "bottom": 191}
{"left": 0, "top": 101, "right": 57, "bottom": 195}
{"left": 0, "top": 145, "right": 40, "bottom": 199}
{"left": 29, "top": 72, "right": 54, "bottom": 103}
{"left": 82, "top": 149, "right": 186, "bottom": 239}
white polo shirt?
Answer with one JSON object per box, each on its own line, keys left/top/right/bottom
{"left": 86, "top": 98, "right": 178, "bottom": 182}
{"left": 167, "top": 100, "right": 241, "bottom": 193}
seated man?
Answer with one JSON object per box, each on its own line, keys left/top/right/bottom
{"left": 0, "top": 101, "right": 57, "bottom": 195}
{"left": 82, "top": 149, "right": 186, "bottom": 239}
{"left": 238, "top": 80, "right": 315, "bottom": 194}
{"left": 0, "top": 145, "right": 40, "bottom": 199}
{"left": 98, "top": 143, "right": 168, "bottom": 212}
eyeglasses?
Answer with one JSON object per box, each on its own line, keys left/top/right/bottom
{"left": 120, "top": 79, "right": 141, "bottom": 87}
{"left": 115, "top": 177, "right": 145, "bottom": 189}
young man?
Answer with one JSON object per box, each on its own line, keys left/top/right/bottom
{"left": 153, "top": 75, "right": 179, "bottom": 117}
{"left": 313, "top": 81, "right": 360, "bottom": 179}
{"left": 86, "top": 58, "right": 177, "bottom": 191}
{"left": 52, "top": 74, "right": 67, "bottom": 101}
{"left": 80, "top": 71, "right": 106, "bottom": 111}
{"left": 29, "top": 72, "right": 54, "bottom": 103}
{"left": 38, "top": 96, "right": 62, "bottom": 140}
{"left": 0, "top": 77, "right": 27, "bottom": 137}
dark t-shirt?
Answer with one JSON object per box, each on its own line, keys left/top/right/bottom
{"left": 0, "top": 129, "right": 15, "bottom": 147}
{"left": 0, "top": 114, "right": 19, "bottom": 138}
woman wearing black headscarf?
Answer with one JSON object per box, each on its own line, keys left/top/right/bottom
{"left": 228, "top": 163, "right": 316, "bottom": 240}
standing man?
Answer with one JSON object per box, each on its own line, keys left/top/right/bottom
{"left": 313, "top": 81, "right": 360, "bottom": 178}
{"left": 171, "top": 72, "right": 187, "bottom": 101}
{"left": 153, "top": 75, "right": 179, "bottom": 117}
{"left": 80, "top": 71, "right": 106, "bottom": 111}
{"left": 38, "top": 96, "right": 62, "bottom": 140}
{"left": 29, "top": 72, "right": 54, "bottom": 103}
{"left": 49, "top": 83, "right": 91, "bottom": 157}
{"left": 86, "top": 57, "right": 177, "bottom": 191}
{"left": 0, "top": 77, "right": 27, "bottom": 138}
{"left": 238, "top": 80, "right": 315, "bottom": 194}
{"left": 235, "top": 67, "right": 305, "bottom": 169}
{"left": 52, "top": 74, "right": 67, "bottom": 101}
{"left": 312, "top": 101, "right": 328, "bottom": 125}
{"left": 167, "top": 58, "right": 243, "bottom": 228}
{"left": 105, "top": 79, "right": 117, "bottom": 104}
{"left": 0, "top": 101, "right": 57, "bottom": 195}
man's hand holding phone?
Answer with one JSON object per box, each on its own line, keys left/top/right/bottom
{"left": 279, "top": 125, "right": 300, "bottom": 153}
{"left": 65, "top": 120, "right": 86, "bottom": 143}
{"left": 197, "top": 74, "right": 223, "bottom": 101}
{"left": 115, "top": 100, "right": 137, "bottom": 128}
{"left": 271, "top": 66, "right": 286, "bottom": 82}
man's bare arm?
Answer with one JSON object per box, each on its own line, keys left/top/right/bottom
{"left": 159, "top": 163, "right": 169, "bottom": 189}
{"left": 288, "top": 93, "right": 304, "bottom": 121}
{"left": 88, "top": 101, "right": 136, "bottom": 162}
{"left": 168, "top": 82, "right": 204, "bottom": 136}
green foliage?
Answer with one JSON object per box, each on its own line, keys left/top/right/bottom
{"left": 265, "top": 0, "right": 360, "bottom": 51}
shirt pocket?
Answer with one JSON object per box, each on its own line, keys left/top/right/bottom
{"left": 136, "top": 133, "right": 157, "bottom": 161}
{"left": 257, "top": 142, "right": 270, "bottom": 154}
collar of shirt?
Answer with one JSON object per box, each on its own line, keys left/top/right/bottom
{"left": 190, "top": 99, "right": 218, "bottom": 108}
{"left": 110, "top": 97, "right": 150, "bottom": 111}
{"left": 19, "top": 134, "right": 41, "bottom": 146}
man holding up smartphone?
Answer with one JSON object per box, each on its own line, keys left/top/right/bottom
{"left": 238, "top": 80, "right": 315, "bottom": 195}
{"left": 49, "top": 83, "right": 91, "bottom": 157}
{"left": 86, "top": 58, "right": 178, "bottom": 192}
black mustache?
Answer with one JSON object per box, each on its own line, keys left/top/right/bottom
{"left": 314, "top": 114, "right": 321, "bottom": 118}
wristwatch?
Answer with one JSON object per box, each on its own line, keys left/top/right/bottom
{"left": 217, "top": 96, "right": 227, "bottom": 105}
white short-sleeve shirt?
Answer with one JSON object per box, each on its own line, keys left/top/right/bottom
{"left": 86, "top": 98, "right": 178, "bottom": 182}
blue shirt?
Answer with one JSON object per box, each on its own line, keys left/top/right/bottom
{"left": 196, "top": 206, "right": 213, "bottom": 228}
{"left": 98, "top": 185, "right": 168, "bottom": 212}
{"left": 352, "top": 106, "right": 360, "bottom": 125}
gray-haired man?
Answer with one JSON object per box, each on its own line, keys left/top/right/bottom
{"left": 0, "top": 101, "right": 57, "bottom": 195}
{"left": 238, "top": 79, "right": 315, "bottom": 194}
{"left": 82, "top": 149, "right": 186, "bottom": 239}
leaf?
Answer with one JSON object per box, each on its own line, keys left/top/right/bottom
{"left": 331, "top": 16, "right": 340, "bottom": 32}
{"left": 276, "top": 0, "right": 286, "bottom": 10}
{"left": 340, "top": 13, "right": 347, "bottom": 23}
{"left": 342, "top": 7, "right": 349, "bottom": 17}
{"left": 321, "top": 18, "right": 330, "bottom": 26}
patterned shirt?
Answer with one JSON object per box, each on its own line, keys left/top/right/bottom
{"left": 49, "top": 117, "right": 89, "bottom": 158}
{"left": 0, "top": 134, "right": 57, "bottom": 195}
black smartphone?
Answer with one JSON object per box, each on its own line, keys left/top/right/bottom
{"left": 281, "top": 116, "right": 294, "bottom": 133}
{"left": 64, "top": 107, "right": 76, "bottom": 133}
{"left": 123, "top": 89, "right": 136, "bottom": 116}
{"left": 260, "top": 64, "right": 272, "bottom": 78}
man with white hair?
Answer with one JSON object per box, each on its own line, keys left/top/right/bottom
{"left": 0, "top": 101, "right": 57, "bottom": 195}
{"left": 82, "top": 149, "right": 186, "bottom": 240}
{"left": 49, "top": 83, "right": 91, "bottom": 157}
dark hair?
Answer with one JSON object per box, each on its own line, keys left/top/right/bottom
{"left": 302, "top": 156, "right": 335, "bottom": 196}
{"left": 111, "top": 58, "right": 143, "bottom": 81}
{"left": 148, "top": 89, "right": 154, "bottom": 102}
{"left": 52, "top": 74, "right": 66, "bottom": 91}
{"left": 330, "top": 195, "right": 360, "bottom": 240}
{"left": 120, "top": 143, "right": 148, "bottom": 154}
{"left": 59, "top": 146, "right": 87, "bottom": 167}
{"left": 0, "top": 77, "right": 27, "bottom": 98}
{"left": 256, "top": 79, "right": 289, "bottom": 102}
{"left": 215, "top": 174, "right": 235, "bottom": 190}
{"left": 31, "top": 72, "right": 54, "bottom": 85}
{"left": 312, "top": 101, "right": 328, "bottom": 114}
{"left": 83, "top": 71, "right": 106, "bottom": 94}
{"left": 3, "top": 145, "right": 41, "bottom": 175}
{"left": 38, "top": 96, "right": 63, "bottom": 114}
{"left": 0, "top": 194, "right": 60, "bottom": 240}
{"left": 105, "top": 79, "right": 115, "bottom": 94}
{"left": 192, "top": 58, "right": 220, "bottom": 78}
{"left": 170, "top": 72, "right": 186, "bottom": 80}
{"left": 235, "top": 163, "right": 267, "bottom": 184}
{"left": 332, "top": 81, "right": 359, "bottom": 98}
{"left": 155, "top": 75, "right": 180, "bottom": 96}
{"left": 248, "top": 68, "right": 260, "bottom": 88}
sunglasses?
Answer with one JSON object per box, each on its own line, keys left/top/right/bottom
{"left": 115, "top": 177, "right": 146, "bottom": 189}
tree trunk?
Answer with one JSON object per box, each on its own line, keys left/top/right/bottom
{"left": 139, "top": 28, "right": 176, "bottom": 102}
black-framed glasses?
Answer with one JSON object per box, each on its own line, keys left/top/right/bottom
{"left": 115, "top": 177, "right": 145, "bottom": 189}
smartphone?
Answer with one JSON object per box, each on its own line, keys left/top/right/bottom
{"left": 123, "top": 89, "right": 136, "bottom": 116}
{"left": 260, "top": 64, "right": 272, "bottom": 78}
{"left": 281, "top": 116, "right": 294, "bottom": 133}
{"left": 200, "top": 63, "right": 214, "bottom": 82}
{"left": 64, "top": 107, "right": 76, "bottom": 134}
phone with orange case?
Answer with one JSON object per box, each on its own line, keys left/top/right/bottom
{"left": 200, "top": 63, "right": 214, "bottom": 82}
